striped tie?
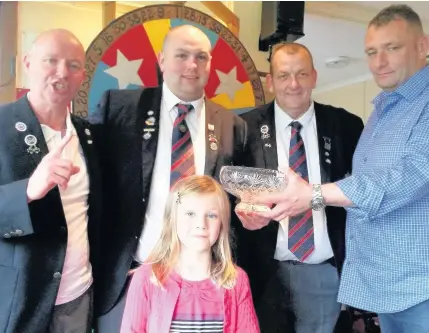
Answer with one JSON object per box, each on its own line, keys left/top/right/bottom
{"left": 170, "top": 103, "right": 195, "bottom": 188}
{"left": 288, "top": 121, "right": 315, "bottom": 261}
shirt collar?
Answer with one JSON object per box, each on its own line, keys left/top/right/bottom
{"left": 40, "top": 111, "right": 75, "bottom": 144}
{"left": 274, "top": 100, "right": 315, "bottom": 130}
{"left": 162, "top": 82, "right": 204, "bottom": 119}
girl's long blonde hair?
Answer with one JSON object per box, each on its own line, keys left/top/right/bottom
{"left": 146, "top": 175, "right": 237, "bottom": 289}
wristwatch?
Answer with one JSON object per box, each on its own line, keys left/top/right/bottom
{"left": 310, "top": 184, "right": 326, "bottom": 211}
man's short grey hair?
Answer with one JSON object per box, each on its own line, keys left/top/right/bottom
{"left": 369, "top": 4, "right": 423, "bottom": 33}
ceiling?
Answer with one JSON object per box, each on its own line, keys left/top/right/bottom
{"left": 299, "top": 1, "right": 429, "bottom": 91}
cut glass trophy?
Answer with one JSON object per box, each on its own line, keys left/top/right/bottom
{"left": 219, "top": 166, "right": 288, "bottom": 212}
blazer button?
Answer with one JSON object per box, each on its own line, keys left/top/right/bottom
{"left": 53, "top": 272, "right": 62, "bottom": 279}
{"left": 4, "top": 233, "right": 11, "bottom": 238}
{"left": 15, "top": 229, "right": 23, "bottom": 236}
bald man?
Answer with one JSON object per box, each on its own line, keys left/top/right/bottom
{"left": 89, "top": 24, "right": 248, "bottom": 332}
{"left": 0, "top": 29, "right": 102, "bottom": 333}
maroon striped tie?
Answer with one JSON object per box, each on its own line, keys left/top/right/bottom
{"left": 170, "top": 103, "right": 195, "bottom": 188}
{"left": 288, "top": 121, "right": 315, "bottom": 261}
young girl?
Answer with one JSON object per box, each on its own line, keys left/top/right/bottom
{"left": 120, "top": 175, "right": 260, "bottom": 333}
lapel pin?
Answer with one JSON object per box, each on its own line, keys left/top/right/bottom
{"left": 261, "top": 125, "right": 270, "bottom": 139}
{"left": 210, "top": 142, "right": 218, "bottom": 151}
{"left": 24, "top": 134, "right": 37, "bottom": 146}
{"left": 145, "top": 117, "right": 156, "bottom": 126}
{"left": 27, "top": 145, "right": 40, "bottom": 154}
{"left": 323, "top": 136, "right": 332, "bottom": 151}
{"left": 208, "top": 123, "right": 214, "bottom": 131}
{"left": 15, "top": 122, "right": 27, "bottom": 132}
{"left": 143, "top": 132, "right": 151, "bottom": 140}
{"left": 325, "top": 158, "right": 331, "bottom": 164}
{"left": 147, "top": 110, "right": 154, "bottom": 116}
{"left": 25, "top": 134, "right": 40, "bottom": 154}
{"left": 85, "top": 129, "right": 91, "bottom": 136}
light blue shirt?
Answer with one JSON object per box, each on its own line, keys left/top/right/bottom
{"left": 336, "top": 66, "right": 429, "bottom": 313}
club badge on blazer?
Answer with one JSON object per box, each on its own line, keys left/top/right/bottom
{"left": 143, "top": 110, "right": 156, "bottom": 140}
{"left": 323, "top": 136, "right": 332, "bottom": 164}
{"left": 24, "top": 134, "right": 40, "bottom": 154}
{"left": 208, "top": 123, "right": 217, "bottom": 151}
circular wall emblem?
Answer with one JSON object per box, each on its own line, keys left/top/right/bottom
{"left": 72, "top": 4, "right": 265, "bottom": 118}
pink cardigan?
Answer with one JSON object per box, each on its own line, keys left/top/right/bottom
{"left": 120, "top": 264, "right": 260, "bottom": 333}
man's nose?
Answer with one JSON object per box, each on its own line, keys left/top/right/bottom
{"left": 375, "top": 51, "right": 388, "bottom": 69}
{"left": 56, "top": 62, "right": 69, "bottom": 79}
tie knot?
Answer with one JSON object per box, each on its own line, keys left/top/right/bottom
{"left": 177, "top": 103, "right": 194, "bottom": 116}
{"left": 290, "top": 121, "right": 303, "bottom": 131}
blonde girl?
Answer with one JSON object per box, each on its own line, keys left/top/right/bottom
{"left": 120, "top": 175, "right": 259, "bottom": 333}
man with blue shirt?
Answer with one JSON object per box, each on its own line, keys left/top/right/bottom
{"left": 250, "top": 5, "right": 429, "bottom": 333}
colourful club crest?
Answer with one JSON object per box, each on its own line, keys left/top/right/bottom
{"left": 72, "top": 4, "right": 265, "bottom": 118}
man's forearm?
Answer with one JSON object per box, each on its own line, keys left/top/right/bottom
{"left": 321, "top": 183, "right": 354, "bottom": 208}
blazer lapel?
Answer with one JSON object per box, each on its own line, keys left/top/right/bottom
{"left": 204, "top": 100, "right": 220, "bottom": 176}
{"left": 258, "top": 103, "right": 278, "bottom": 170}
{"left": 12, "top": 97, "right": 49, "bottom": 176}
{"left": 71, "top": 115, "right": 97, "bottom": 179}
{"left": 141, "top": 87, "right": 162, "bottom": 153}
{"left": 314, "top": 103, "right": 333, "bottom": 184}
{"left": 140, "top": 87, "right": 162, "bottom": 199}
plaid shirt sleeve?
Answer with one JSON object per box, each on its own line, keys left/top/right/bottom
{"left": 336, "top": 103, "right": 429, "bottom": 220}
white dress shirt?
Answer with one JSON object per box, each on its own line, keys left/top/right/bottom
{"left": 41, "top": 113, "right": 93, "bottom": 305}
{"left": 274, "top": 101, "right": 334, "bottom": 264}
{"left": 135, "top": 83, "right": 206, "bottom": 263}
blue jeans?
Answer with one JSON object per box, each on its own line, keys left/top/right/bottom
{"left": 378, "top": 299, "right": 429, "bottom": 333}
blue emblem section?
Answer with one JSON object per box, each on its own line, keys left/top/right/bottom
{"left": 88, "top": 61, "right": 141, "bottom": 116}
{"left": 170, "top": 19, "right": 219, "bottom": 49}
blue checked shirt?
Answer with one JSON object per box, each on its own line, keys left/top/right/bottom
{"left": 336, "top": 66, "right": 429, "bottom": 313}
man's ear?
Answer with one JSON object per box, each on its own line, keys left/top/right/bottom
{"left": 23, "top": 53, "right": 31, "bottom": 73}
{"left": 158, "top": 52, "right": 165, "bottom": 72}
{"left": 266, "top": 73, "right": 274, "bottom": 93}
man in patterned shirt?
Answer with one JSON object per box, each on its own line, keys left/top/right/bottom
{"left": 249, "top": 4, "right": 429, "bottom": 333}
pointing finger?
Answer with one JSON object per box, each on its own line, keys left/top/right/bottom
{"left": 51, "top": 130, "right": 73, "bottom": 157}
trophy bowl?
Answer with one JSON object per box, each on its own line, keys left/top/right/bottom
{"left": 219, "top": 166, "right": 288, "bottom": 212}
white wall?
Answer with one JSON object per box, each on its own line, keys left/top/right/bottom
{"left": 313, "top": 78, "right": 381, "bottom": 122}
{"left": 17, "top": 2, "right": 103, "bottom": 88}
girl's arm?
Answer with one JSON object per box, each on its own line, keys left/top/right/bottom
{"left": 235, "top": 269, "right": 260, "bottom": 333}
{"left": 120, "top": 267, "right": 150, "bottom": 333}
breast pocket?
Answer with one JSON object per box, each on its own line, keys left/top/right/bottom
{"left": 0, "top": 265, "right": 18, "bottom": 332}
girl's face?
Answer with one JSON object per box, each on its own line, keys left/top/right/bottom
{"left": 176, "top": 193, "right": 222, "bottom": 253}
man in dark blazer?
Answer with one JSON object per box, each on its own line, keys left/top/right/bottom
{"left": 89, "top": 24, "right": 247, "bottom": 332}
{"left": 0, "top": 30, "right": 102, "bottom": 333}
{"left": 237, "top": 43, "right": 364, "bottom": 333}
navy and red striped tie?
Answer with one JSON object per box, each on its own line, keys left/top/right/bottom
{"left": 170, "top": 103, "right": 195, "bottom": 188}
{"left": 288, "top": 121, "right": 315, "bottom": 261}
